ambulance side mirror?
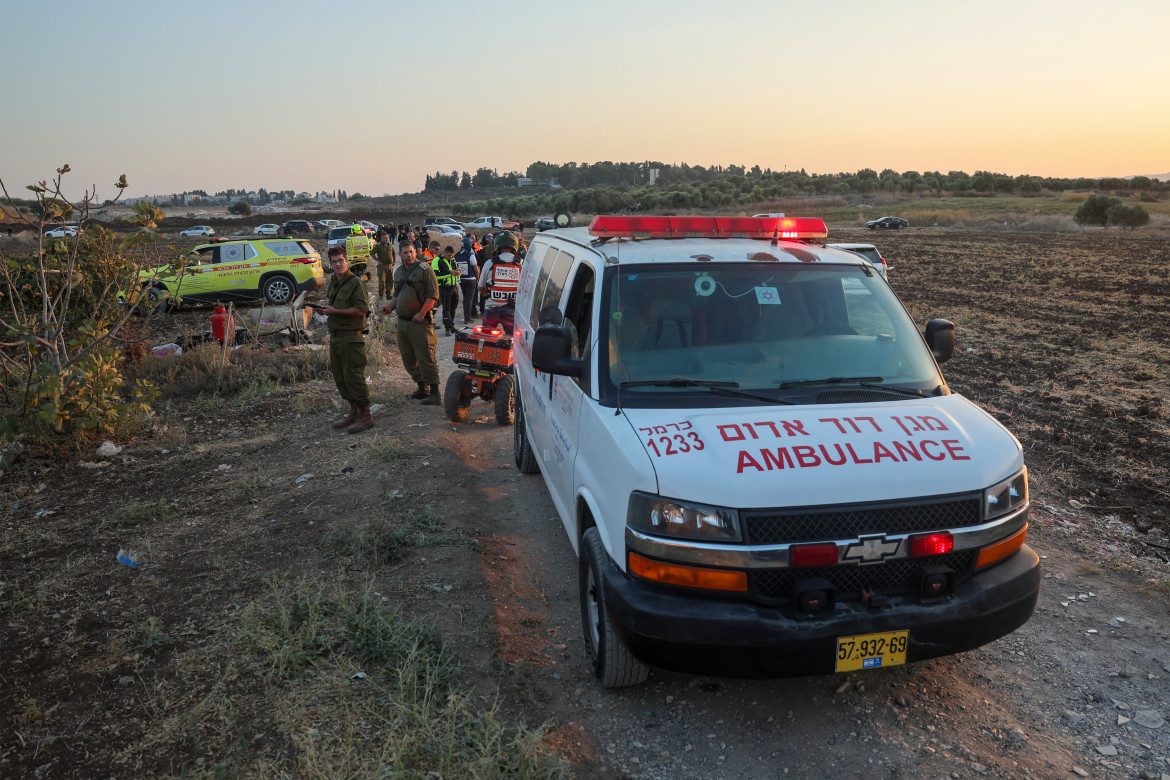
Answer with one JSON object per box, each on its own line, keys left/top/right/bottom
{"left": 532, "top": 324, "right": 583, "bottom": 378}
{"left": 924, "top": 319, "right": 955, "bottom": 363}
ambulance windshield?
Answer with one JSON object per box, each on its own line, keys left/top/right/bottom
{"left": 603, "top": 263, "right": 942, "bottom": 402}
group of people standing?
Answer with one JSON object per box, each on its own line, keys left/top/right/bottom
{"left": 318, "top": 224, "right": 528, "bottom": 434}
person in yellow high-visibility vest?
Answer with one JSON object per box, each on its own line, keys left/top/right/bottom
{"left": 344, "top": 224, "right": 373, "bottom": 279}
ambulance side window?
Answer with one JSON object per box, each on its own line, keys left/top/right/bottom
{"left": 562, "top": 262, "right": 596, "bottom": 390}
{"left": 192, "top": 246, "right": 219, "bottom": 265}
{"left": 527, "top": 247, "right": 559, "bottom": 324}
{"left": 540, "top": 251, "right": 574, "bottom": 313}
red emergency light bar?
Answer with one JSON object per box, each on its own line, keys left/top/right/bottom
{"left": 473, "top": 326, "right": 504, "bottom": 337}
{"left": 588, "top": 215, "right": 828, "bottom": 240}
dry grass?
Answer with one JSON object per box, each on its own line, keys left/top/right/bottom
{"left": 901, "top": 208, "right": 970, "bottom": 227}
{"left": 126, "top": 342, "right": 329, "bottom": 399}
{"left": 1016, "top": 215, "right": 1079, "bottom": 232}
{"left": 121, "top": 577, "right": 571, "bottom": 779}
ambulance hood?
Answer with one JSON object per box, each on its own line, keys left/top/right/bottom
{"left": 622, "top": 394, "right": 1022, "bottom": 509}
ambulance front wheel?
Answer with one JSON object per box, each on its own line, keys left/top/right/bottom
{"left": 580, "top": 527, "right": 649, "bottom": 688}
{"left": 444, "top": 370, "right": 471, "bottom": 423}
{"left": 494, "top": 374, "right": 515, "bottom": 426}
{"left": 513, "top": 398, "right": 540, "bottom": 474}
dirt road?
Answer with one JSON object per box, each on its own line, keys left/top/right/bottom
{"left": 458, "top": 414, "right": 1170, "bottom": 779}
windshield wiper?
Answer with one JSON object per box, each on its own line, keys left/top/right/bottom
{"left": 778, "top": 376, "right": 883, "bottom": 389}
{"left": 851, "top": 381, "right": 942, "bottom": 398}
{"left": 620, "top": 377, "right": 795, "bottom": 405}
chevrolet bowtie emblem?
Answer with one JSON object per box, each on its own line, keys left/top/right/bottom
{"left": 842, "top": 535, "right": 901, "bottom": 564}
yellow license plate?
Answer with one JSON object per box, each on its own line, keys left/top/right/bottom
{"left": 835, "top": 630, "right": 909, "bottom": 672}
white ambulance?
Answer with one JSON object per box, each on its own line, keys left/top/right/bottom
{"left": 512, "top": 216, "right": 1038, "bottom": 687}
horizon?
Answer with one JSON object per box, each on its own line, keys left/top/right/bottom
{"left": 2, "top": 0, "right": 1168, "bottom": 200}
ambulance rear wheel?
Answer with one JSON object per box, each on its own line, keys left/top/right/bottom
{"left": 262, "top": 274, "right": 296, "bottom": 305}
{"left": 514, "top": 399, "right": 539, "bottom": 474}
{"left": 444, "top": 370, "right": 471, "bottom": 423}
{"left": 580, "top": 527, "right": 648, "bottom": 688}
{"left": 494, "top": 374, "right": 515, "bottom": 426}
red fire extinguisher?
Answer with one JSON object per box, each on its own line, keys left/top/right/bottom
{"left": 210, "top": 303, "right": 234, "bottom": 344}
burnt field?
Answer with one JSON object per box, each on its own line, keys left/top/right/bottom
{"left": 850, "top": 227, "right": 1170, "bottom": 532}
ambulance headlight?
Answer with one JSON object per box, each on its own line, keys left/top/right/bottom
{"left": 627, "top": 492, "right": 742, "bottom": 542}
{"left": 983, "top": 468, "right": 1029, "bottom": 521}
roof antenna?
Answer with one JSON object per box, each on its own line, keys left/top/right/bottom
{"left": 770, "top": 221, "right": 780, "bottom": 247}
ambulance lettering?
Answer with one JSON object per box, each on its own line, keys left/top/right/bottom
{"left": 736, "top": 439, "right": 970, "bottom": 473}
{"left": 640, "top": 420, "right": 705, "bottom": 458}
{"left": 717, "top": 420, "right": 809, "bottom": 441}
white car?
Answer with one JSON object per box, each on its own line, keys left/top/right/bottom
{"left": 826, "top": 242, "right": 888, "bottom": 279}
{"left": 179, "top": 226, "right": 215, "bottom": 238}
{"left": 314, "top": 219, "right": 346, "bottom": 231}
{"left": 253, "top": 224, "right": 280, "bottom": 236}
{"left": 44, "top": 226, "right": 79, "bottom": 238}
{"left": 428, "top": 224, "right": 465, "bottom": 239}
{"left": 511, "top": 214, "right": 1038, "bottom": 687}
{"left": 465, "top": 216, "right": 518, "bottom": 231}
{"left": 354, "top": 220, "right": 379, "bottom": 235}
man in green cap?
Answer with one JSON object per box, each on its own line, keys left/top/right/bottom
{"left": 320, "top": 246, "right": 374, "bottom": 433}
{"left": 382, "top": 240, "right": 442, "bottom": 405}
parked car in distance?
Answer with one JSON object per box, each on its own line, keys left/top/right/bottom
{"left": 752, "top": 212, "right": 786, "bottom": 218}
{"left": 428, "top": 223, "right": 464, "bottom": 237}
{"left": 253, "top": 224, "right": 280, "bottom": 236}
{"left": 867, "top": 216, "right": 908, "bottom": 230}
{"left": 535, "top": 216, "right": 555, "bottom": 231}
{"left": 179, "top": 225, "right": 215, "bottom": 238}
{"left": 465, "top": 216, "right": 518, "bottom": 231}
{"left": 129, "top": 238, "right": 324, "bottom": 309}
{"left": 44, "top": 225, "right": 79, "bottom": 238}
{"left": 327, "top": 226, "right": 354, "bottom": 252}
{"left": 314, "top": 219, "right": 346, "bottom": 231}
{"left": 425, "top": 217, "right": 463, "bottom": 228}
{"left": 354, "top": 220, "right": 379, "bottom": 235}
{"left": 826, "top": 242, "right": 888, "bottom": 279}
{"left": 281, "top": 220, "right": 314, "bottom": 235}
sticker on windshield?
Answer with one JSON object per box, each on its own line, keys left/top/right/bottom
{"left": 755, "top": 286, "right": 781, "bottom": 304}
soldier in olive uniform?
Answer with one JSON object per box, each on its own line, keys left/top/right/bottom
{"left": 320, "top": 246, "right": 374, "bottom": 433}
{"left": 371, "top": 231, "right": 396, "bottom": 299}
{"left": 382, "top": 240, "right": 442, "bottom": 405}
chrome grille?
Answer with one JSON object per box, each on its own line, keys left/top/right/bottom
{"left": 742, "top": 495, "right": 981, "bottom": 545}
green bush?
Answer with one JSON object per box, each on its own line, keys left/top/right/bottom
{"left": 1074, "top": 193, "right": 1122, "bottom": 227}
{"left": 1107, "top": 203, "right": 1150, "bottom": 229}
{"left": 228, "top": 199, "right": 252, "bottom": 216}
{"left": 0, "top": 168, "right": 157, "bottom": 440}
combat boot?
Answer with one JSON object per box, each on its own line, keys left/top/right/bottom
{"left": 420, "top": 384, "right": 441, "bottom": 406}
{"left": 406, "top": 382, "right": 428, "bottom": 399}
{"left": 347, "top": 404, "right": 374, "bottom": 434}
{"left": 332, "top": 402, "right": 358, "bottom": 429}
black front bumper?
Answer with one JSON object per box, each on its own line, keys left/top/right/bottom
{"left": 603, "top": 546, "right": 1040, "bottom": 678}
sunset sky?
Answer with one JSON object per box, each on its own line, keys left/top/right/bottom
{"left": 2, "top": 0, "right": 1167, "bottom": 199}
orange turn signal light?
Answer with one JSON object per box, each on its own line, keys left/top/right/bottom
{"left": 975, "top": 524, "right": 1028, "bottom": 568}
{"left": 628, "top": 552, "right": 748, "bottom": 592}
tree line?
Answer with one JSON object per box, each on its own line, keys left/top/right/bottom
{"left": 425, "top": 161, "right": 1170, "bottom": 197}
